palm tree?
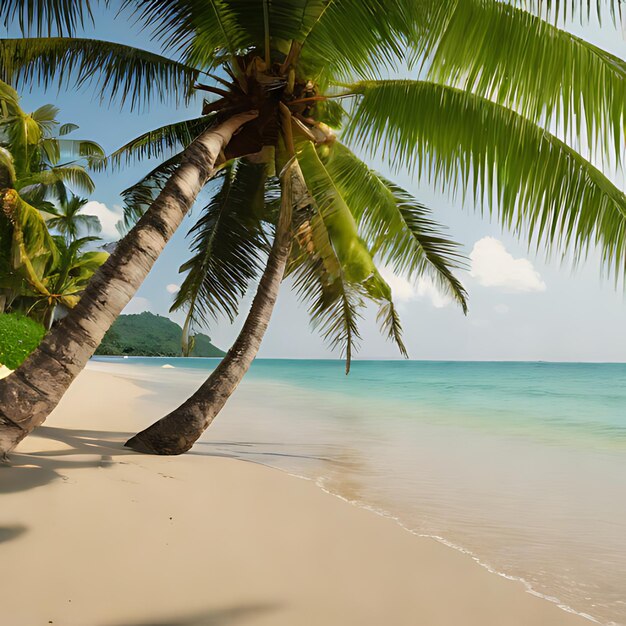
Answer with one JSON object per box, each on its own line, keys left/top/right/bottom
{"left": 0, "top": 149, "right": 59, "bottom": 314}
{"left": 0, "top": 108, "right": 257, "bottom": 457}
{"left": 0, "top": 80, "right": 102, "bottom": 210}
{"left": 125, "top": 144, "right": 466, "bottom": 453}
{"left": 34, "top": 235, "right": 109, "bottom": 329}
{"left": 45, "top": 194, "right": 101, "bottom": 244}
{"left": 0, "top": 0, "right": 625, "bottom": 457}
{"left": 0, "top": 81, "right": 104, "bottom": 319}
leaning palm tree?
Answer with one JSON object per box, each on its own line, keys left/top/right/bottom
{"left": 0, "top": 0, "right": 625, "bottom": 457}
{"left": 125, "top": 139, "right": 463, "bottom": 453}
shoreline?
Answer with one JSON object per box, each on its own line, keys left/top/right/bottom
{"left": 1, "top": 366, "right": 594, "bottom": 625}
{"left": 307, "top": 477, "right": 599, "bottom": 625}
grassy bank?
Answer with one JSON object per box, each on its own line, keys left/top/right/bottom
{"left": 0, "top": 313, "right": 45, "bottom": 369}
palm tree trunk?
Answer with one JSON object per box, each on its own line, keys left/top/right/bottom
{"left": 0, "top": 112, "right": 258, "bottom": 459}
{"left": 124, "top": 158, "right": 306, "bottom": 455}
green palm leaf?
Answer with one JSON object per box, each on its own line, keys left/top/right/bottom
{"left": 0, "top": 38, "right": 200, "bottom": 110}
{"left": 59, "top": 122, "right": 79, "bottom": 136}
{"left": 224, "top": 0, "right": 326, "bottom": 53}
{"left": 297, "top": 140, "right": 378, "bottom": 283}
{"left": 288, "top": 212, "right": 364, "bottom": 373}
{"left": 171, "top": 160, "right": 270, "bottom": 329}
{"left": 103, "top": 116, "right": 216, "bottom": 170}
{"left": 19, "top": 164, "right": 96, "bottom": 194}
{"left": 0, "top": 0, "right": 94, "bottom": 36}
{"left": 296, "top": 141, "right": 407, "bottom": 363}
{"left": 57, "top": 138, "right": 106, "bottom": 167}
{"left": 0, "top": 146, "right": 16, "bottom": 187}
{"left": 416, "top": 0, "right": 626, "bottom": 158}
{"left": 320, "top": 142, "right": 468, "bottom": 312}
{"left": 299, "top": 0, "right": 407, "bottom": 82}
{"left": 513, "top": 0, "right": 623, "bottom": 23}
{"left": 46, "top": 194, "right": 101, "bottom": 242}
{"left": 30, "top": 103, "right": 59, "bottom": 134}
{"left": 345, "top": 80, "right": 626, "bottom": 280}
{"left": 117, "top": 153, "right": 184, "bottom": 233}
{"left": 123, "top": 0, "right": 247, "bottom": 68}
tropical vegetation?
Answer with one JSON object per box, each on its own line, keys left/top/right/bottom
{"left": 0, "top": 79, "right": 107, "bottom": 330}
{"left": 0, "top": 312, "right": 45, "bottom": 369}
{"left": 0, "top": 0, "right": 624, "bottom": 457}
{"left": 46, "top": 194, "right": 101, "bottom": 244}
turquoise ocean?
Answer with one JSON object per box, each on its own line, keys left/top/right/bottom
{"left": 92, "top": 357, "right": 626, "bottom": 625}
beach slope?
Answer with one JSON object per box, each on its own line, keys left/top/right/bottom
{"left": 0, "top": 368, "right": 590, "bottom": 626}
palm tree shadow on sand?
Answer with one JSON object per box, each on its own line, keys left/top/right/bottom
{"left": 0, "top": 525, "right": 27, "bottom": 543}
{"left": 0, "top": 425, "right": 329, "bottom": 499}
{"left": 107, "top": 604, "right": 281, "bottom": 626}
{"left": 0, "top": 425, "right": 136, "bottom": 496}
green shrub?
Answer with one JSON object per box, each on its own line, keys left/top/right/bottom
{"left": 0, "top": 313, "right": 46, "bottom": 369}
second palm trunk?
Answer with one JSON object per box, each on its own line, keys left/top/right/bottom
{"left": 124, "top": 158, "right": 306, "bottom": 455}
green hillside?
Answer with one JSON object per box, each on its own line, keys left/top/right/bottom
{"left": 95, "top": 312, "right": 225, "bottom": 357}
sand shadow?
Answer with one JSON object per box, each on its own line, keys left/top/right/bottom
{"left": 107, "top": 603, "right": 281, "bottom": 626}
{"left": 0, "top": 524, "right": 27, "bottom": 543}
{"left": 0, "top": 425, "right": 143, "bottom": 497}
{"left": 28, "top": 425, "right": 137, "bottom": 455}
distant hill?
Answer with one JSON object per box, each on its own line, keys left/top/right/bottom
{"left": 95, "top": 312, "right": 225, "bottom": 357}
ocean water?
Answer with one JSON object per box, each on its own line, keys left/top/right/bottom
{"left": 92, "top": 357, "right": 626, "bottom": 625}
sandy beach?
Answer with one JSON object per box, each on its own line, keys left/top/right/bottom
{"left": 0, "top": 366, "right": 591, "bottom": 626}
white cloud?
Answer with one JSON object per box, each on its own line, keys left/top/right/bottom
{"left": 494, "top": 303, "right": 510, "bottom": 315}
{"left": 81, "top": 201, "right": 123, "bottom": 240}
{"left": 122, "top": 296, "right": 151, "bottom": 314}
{"left": 469, "top": 237, "right": 546, "bottom": 293}
{"left": 380, "top": 268, "right": 452, "bottom": 309}
{"left": 166, "top": 283, "right": 180, "bottom": 294}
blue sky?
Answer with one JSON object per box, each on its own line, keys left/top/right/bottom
{"left": 4, "top": 5, "right": 626, "bottom": 361}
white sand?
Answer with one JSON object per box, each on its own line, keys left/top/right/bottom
{"left": 0, "top": 367, "right": 591, "bottom": 626}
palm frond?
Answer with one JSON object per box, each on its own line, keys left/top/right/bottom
{"left": 59, "top": 122, "right": 78, "bottom": 136}
{"left": 288, "top": 217, "right": 363, "bottom": 373}
{"left": 46, "top": 195, "right": 101, "bottom": 241}
{"left": 297, "top": 140, "right": 378, "bottom": 283}
{"left": 230, "top": 0, "right": 327, "bottom": 51}
{"left": 295, "top": 141, "right": 408, "bottom": 362}
{"left": 3, "top": 190, "right": 59, "bottom": 275}
{"left": 47, "top": 165, "right": 96, "bottom": 194}
{"left": 416, "top": 0, "right": 626, "bottom": 158}
{"left": 0, "top": 147, "right": 16, "bottom": 187}
{"left": 57, "top": 138, "right": 106, "bottom": 167}
{"left": 0, "top": 37, "right": 200, "bottom": 110}
{"left": 345, "top": 80, "right": 626, "bottom": 281}
{"left": 299, "top": 0, "right": 407, "bottom": 82}
{"left": 19, "top": 164, "right": 96, "bottom": 194}
{"left": 117, "top": 153, "right": 184, "bottom": 233}
{"left": 171, "top": 160, "right": 269, "bottom": 328}
{"left": 31, "top": 104, "right": 59, "bottom": 134}
{"left": 122, "top": 0, "right": 247, "bottom": 69}
{"left": 103, "top": 116, "right": 216, "bottom": 170}
{"left": 320, "top": 142, "right": 468, "bottom": 312}
{"left": 512, "top": 0, "right": 623, "bottom": 23}
{"left": 376, "top": 299, "right": 408, "bottom": 358}
{"left": 0, "top": 0, "right": 94, "bottom": 36}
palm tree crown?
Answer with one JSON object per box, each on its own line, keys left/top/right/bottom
{"left": 46, "top": 194, "right": 101, "bottom": 243}
{"left": 1, "top": 0, "right": 624, "bottom": 367}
